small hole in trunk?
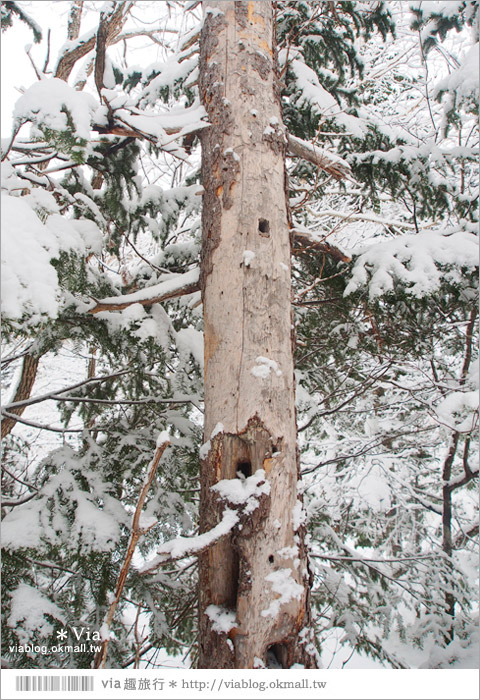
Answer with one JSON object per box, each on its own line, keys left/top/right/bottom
{"left": 258, "top": 218, "right": 270, "bottom": 235}
{"left": 266, "top": 643, "right": 288, "bottom": 668}
{"left": 237, "top": 461, "right": 252, "bottom": 479}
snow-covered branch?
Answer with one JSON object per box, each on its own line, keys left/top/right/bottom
{"left": 139, "top": 508, "right": 239, "bottom": 574}
{"left": 87, "top": 268, "right": 200, "bottom": 314}
{"left": 306, "top": 206, "right": 420, "bottom": 231}
{"left": 286, "top": 133, "right": 352, "bottom": 181}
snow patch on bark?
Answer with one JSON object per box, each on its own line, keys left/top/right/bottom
{"left": 99, "top": 622, "right": 112, "bottom": 642}
{"left": 242, "top": 250, "right": 256, "bottom": 267}
{"left": 212, "top": 469, "right": 270, "bottom": 514}
{"left": 261, "top": 569, "right": 304, "bottom": 618}
{"left": 292, "top": 500, "right": 307, "bottom": 529}
{"left": 199, "top": 440, "right": 211, "bottom": 459}
{"left": 156, "top": 430, "right": 171, "bottom": 448}
{"left": 199, "top": 422, "right": 224, "bottom": 459}
{"left": 205, "top": 605, "right": 237, "bottom": 634}
{"left": 278, "top": 545, "right": 300, "bottom": 568}
{"left": 251, "top": 356, "right": 282, "bottom": 379}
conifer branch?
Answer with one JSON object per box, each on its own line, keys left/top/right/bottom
{"left": 2, "top": 1, "right": 42, "bottom": 43}
{"left": 88, "top": 234, "right": 352, "bottom": 318}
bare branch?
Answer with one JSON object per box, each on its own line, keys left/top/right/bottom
{"left": 1, "top": 464, "right": 38, "bottom": 492}
{"left": 25, "top": 45, "right": 43, "bottom": 80}
{"left": 459, "top": 306, "right": 478, "bottom": 386}
{"left": 1, "top": 493, "right": 38, "bottom": 507}
{"left": 1, "top": 411, "right": 87, "bottom": 434}
{"left": 292, "top": 228, "right": 351, "bottom": 263}
{"left": 94, "top": 12, "right": 108, "bottom": 99}
{"left": 454, "top": 521, "right": 479, "bottom": 548}
{"left": 67, "top": 0, "right": 84, "bottom": 41}
{"left": 1, "top": 121, "right": 23, "bottom": 162}
{"left": 3, "top": 369, "right": 132, "bottom": 412}
{"left": 55, "top": 1, "right": 132, "bottom": 81}
{"left": 42, "top": 28, "right": 52, "bottom": 73}
{"left": 139, "top": 508, "right": 239, "bottom": 574}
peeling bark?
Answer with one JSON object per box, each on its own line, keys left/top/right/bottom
{"left": 198, "top": 1, "right": 316, "bottom": 669}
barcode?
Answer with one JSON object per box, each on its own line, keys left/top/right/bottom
{"left": 15, "top": 676, "right": 94, "bottom": 692}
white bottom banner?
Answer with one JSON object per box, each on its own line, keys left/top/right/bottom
{"left": 1, "top": 669, "right": 479, "bottom": 700}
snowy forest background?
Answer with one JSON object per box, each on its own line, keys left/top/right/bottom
{"left": 1, "top": 0, "right": 478, "bottom": 670}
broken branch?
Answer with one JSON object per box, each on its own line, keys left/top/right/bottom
{"left": 292, "top": 228, "right": 351, "bottom": 263}
{"left": 286, "top": 133, "right": 352, "bottom": 181}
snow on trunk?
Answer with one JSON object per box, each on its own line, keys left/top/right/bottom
{"left": 198, "top": 0, "right": 316, "bottom": 669}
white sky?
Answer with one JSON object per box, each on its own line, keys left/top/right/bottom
{"left": 1, "top": 0, "right": 192, "bottom": 138}
{"left": 1, "top": 2, "right": 74, "bottom": 136}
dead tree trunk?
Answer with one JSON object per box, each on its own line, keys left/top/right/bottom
{"left": 198, "top": 0, "right": 316, "bottom": 669}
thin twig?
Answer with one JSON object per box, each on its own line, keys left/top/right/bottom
{"left": 93, "top": 438, "right": 170, "bottom": 669}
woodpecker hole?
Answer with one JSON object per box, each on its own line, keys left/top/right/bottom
{"left": 258, "top": 218, "right": 270, "bottom": 235}
{"left": 268, "top": 554, "right": 274, "bottom": 564}
{"left": 266, "top": 643, "right": 288, "bottom": 668}
{"left": 236, "top": 460, "right": 252, "bottom": 479}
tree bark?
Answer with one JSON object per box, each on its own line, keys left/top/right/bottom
{"left": 198, "top": 1, "right": 316, "bottom": 669}
{"left": 1, "top": 354, "right": 40, "bottom": 440}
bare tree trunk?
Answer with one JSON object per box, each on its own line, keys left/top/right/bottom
{"left": 1, "top": 354, "right": 40, "bottom": 440}
{"left": 441, "top": 432, "right": 458, "bottom": 644}
{"left": 198, "top": 1, "right": 316, "bottom": 669}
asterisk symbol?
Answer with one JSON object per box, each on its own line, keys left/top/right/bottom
{"left": 169, "top": 681, "right": 177, "bottom": 688}
{"left": 56, "top": 629, "right": 68, "bottom": 641}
